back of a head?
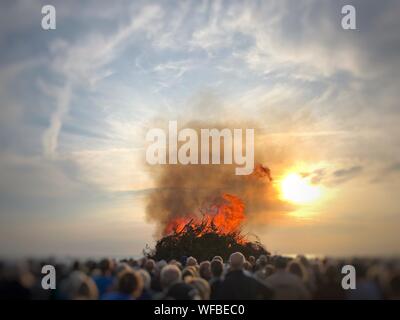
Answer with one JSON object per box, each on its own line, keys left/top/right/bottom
{"left": 212, "top": 256, "right": 223, "bottom": 263}
{"left": 199, "top": 261, "right": 212, "bottom": 280}
{"left": 115, "top": 262, "right": 131, "bottom": 275}
{"left": 257, "top": 255, "right": 268, "bottom": 268}
{"left": 62, "top": 271, "right": 98, "bottom": 300}
{"left": 161, "top": 264, "right": 182, "bottom": 289}
{"left": 275, "top": 256, "right": 288, "bottom": 270}
{"left": 298, "top": 255, "right": 310, "bottom": 268}
{"left": 229, "top": 252, "right": 245, "bottom": 271}
{"left": 118, "top": 270, "right": 143, "bottom": 298}
{"left": 99, "top": 258, "right": 111, "bottom": 275}
{"left": 155, "top": 260, "right": 167, "bottom": 275}
{"left": 210, "top": 259, "right": 223, "bottom": 278}
{"left": 186, "top": 256, "right": 198, "bottom": 267}
{"left": 188, "top": 277, "right": 211, "bottom": 300}
{"left": 182, "top": 267, "right": 196, "bottom": 281}
{"left": 325, "top": 264, "right": 340, "bottom": 281}
{"left": 137, "top": 269, "right": 151, "bottom": 290}
{"left": 145, "top": 259, "right": 156, "bottom": 273}
{"left": 288, "top": 261, "right": 304, "bottom": 280}
{"left": 166, "top": 282, "right": 200, "bottom": 300}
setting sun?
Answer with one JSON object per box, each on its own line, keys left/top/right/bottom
{"left": 280, "top": 173, "right": 322, "bottom": 204}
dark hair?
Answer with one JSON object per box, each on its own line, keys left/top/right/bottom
{"left": 99, "top": 258, "right": 111, "bottom": 274}
{"left": 199, "top": 261, "right": 211, "bottom": 280}
{"left": 275, "top": 256, "right": 288, "bottom": 269}
{"left": 118, "top": 270, "right": 142, "bottom": 296}
{"left": 288, "top": 261, "right": 304, "bottom": 279}
{"left": 182, "top": 267, "right": 196, "bottom": 280}
{"left": 210, "top": 260, "right": 223, "bottom": 277}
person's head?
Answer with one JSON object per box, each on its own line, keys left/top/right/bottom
{"left": 275, "top": 256, "right": 288, "bottom": 270}
{"left": 256, "top": 255, "right": 268, "bottom": 269}
{"left": 117, "top": 270, "right": 143, "bottom": 298}
{"left": 229, "top": 252, "right": 245, "bottom": 271}
{"left": 298, "top": 255, "right": 310, "bottom": 268}
{"left": 324, "top": 264, "right": 340, "bottom": 282}
{"left": 137, "top": 269, "right": 151, "bottom": 291}
{"left": 128, "top": 259, "right": 139, "bottom": 269}
{"left": 210, "top": 259, "right": 223, "bottom": 278}
{"left": 187, "top": 278, "right": 211, "bottom": 300}
{"left": 166, "top": 282, "right": 201, "bottom": 300}
{"left": 287, "top": 261, "right": 305, "bottom": 280}
{"left": 160, "top": 264, "right": 182, "bottom": 289}
{"left": 154, "top": 260, "right": 167, "bottom": 276}
{"left": 169, "top": 260, "right": 183, "bottom": 270}
{"left": 61, "top": 271, "right": 98, "bottom": 300}
{"left": 248, "top": 256, "right": 256, "bottom": 265}
{"left": 182, "top": 267, "right": 196, "bottom": 281}
{"left": 199, "top": 261, "right": 212, "bottom": 281}
{"left": 212, "top": 256, "right": 223, "bottom": 263}
{"left": 186, "top": 256, "right": 198, "bottom": 267}
{"left": 145, "top": 259, "right": 156, "bottom": 274}
{"left": 99, "top": 258, "right": 112, "bottom": 275}
{"left": 115, "top": 262, "right": 131, "bottom": 275}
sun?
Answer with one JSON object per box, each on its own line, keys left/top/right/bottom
{"left": 280, "top": 173, "right": 322, "bottom": 204}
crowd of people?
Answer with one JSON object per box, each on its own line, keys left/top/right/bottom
{"left": 1, "top": 253, "right": 400, "bottom": 300}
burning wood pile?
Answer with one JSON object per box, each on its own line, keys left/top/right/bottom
{"left": 144, "top": 193, "right": 269, "bottom": 261}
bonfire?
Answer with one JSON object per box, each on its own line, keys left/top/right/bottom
{"left": 144, "top": 193, "right": 269, "bottom": 261}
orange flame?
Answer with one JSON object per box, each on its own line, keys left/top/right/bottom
{"left": 163, "top": 193, "right": 245, "bottom": 236}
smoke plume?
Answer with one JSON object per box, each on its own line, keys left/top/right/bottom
{"left": 145, "top": 121, "right": 291, "bottom": 237}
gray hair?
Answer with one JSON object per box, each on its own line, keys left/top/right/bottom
{"left": 137, "top": 269, "right": 151, "bottom": 290}
{"left": 160, "top": 264, "right": 182, "bottom": 289}
{"left": 229, "top": 252, "right": 245, "bottom": 270}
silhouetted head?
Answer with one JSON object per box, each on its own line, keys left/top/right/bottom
{"left": 99, "top": 258, "right": 112, "bottom": 275}
{"left": 186, "top": 256, "right": 198, "bottom": 267}
{"left": 288, "top": 261, "right": 305, "bottom": 280}
{"left": 199, "top": 261, "right": 212, "bottom": 281}
{"left": 160, "top": 264, "right": 182, "bottom": 289}
{"left": 212, "top": 256, "right": 223, "bottom": 263}
{"left": 275, "top": 256, "right": 288, "bottom": 270}
{"left": 145, "top": 259, "right": 156, "bottom": 274}
{"left": 187, "top": 277, "right": 211, "bottom": 300}
{"left": 210, "top": 259, "right": 223, "bottom": 278}
{"left": 117, "top": 270, "right": 143, "bottom": 298}
{"left": 229, "top": 252, "right": 245, "bottom": 271}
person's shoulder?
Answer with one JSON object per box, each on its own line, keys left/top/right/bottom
{"left": 286, "top": 272, "right": 306, "bottom": 285}
{"left": 264, "top": 272, "right": 279, "bottom": 283}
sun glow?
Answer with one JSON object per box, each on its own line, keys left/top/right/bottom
{"left": 280, "top": 173, "right": 322, "bottom": 204}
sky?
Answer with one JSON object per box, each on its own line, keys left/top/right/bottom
{"left": 0, "top": 0, "right": 400, "bottom": 258}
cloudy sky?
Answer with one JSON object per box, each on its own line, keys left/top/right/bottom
{"left": 1, "top": 0, "right": 400, "bottom": 258}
